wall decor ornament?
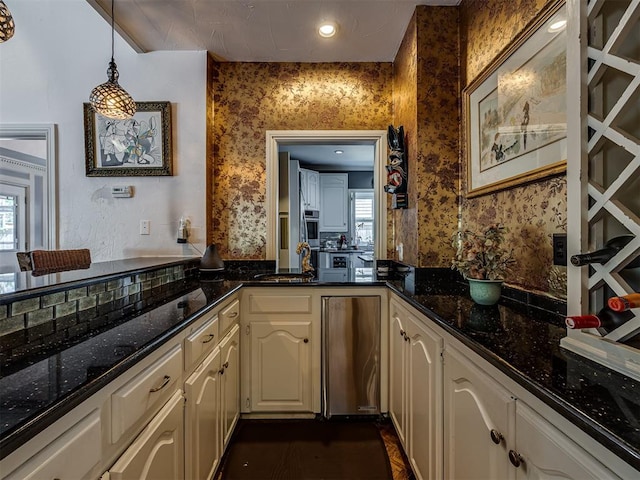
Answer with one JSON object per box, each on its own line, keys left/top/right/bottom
{"left": 83, "top": 101, "right": 173, "bottom": 177}
{"left": 463, "top": 0, "right": 567, "bottom": 198}
{"left": 384, "top": 125, "right": 408, "bottom": 209}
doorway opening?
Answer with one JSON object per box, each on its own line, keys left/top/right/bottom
{"left": 265, "top": 130, "right": 387, "bottom": 266}
{"left": 0, "top": 124, "right": 57, "bottom": 271}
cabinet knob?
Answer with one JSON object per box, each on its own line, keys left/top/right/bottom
{"left": 490, "top": 429, "right": 503, "bottom": 444}
{"left": 304, "top": 338, "right": 309, "bottom": 343}
{"left": 508, "top": 450, "right": 523, "bottom": 468}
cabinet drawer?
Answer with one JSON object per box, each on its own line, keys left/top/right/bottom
{"left": 185, "top": 314, "right": 219, "bottom": 371}
{"left": 107, "top": 390, "right": 184, "bottom": 480}
{"left": 3, "top": 409, "right": 101, "bottom": 480}
{"left": 111, "top": 344, "right": 182, "bottom": 443}
{"left": 248, "top": 295, "right": 312, "bottom": 314}
{"left": 219, "top": 299, "right": 240, "bottom": 335}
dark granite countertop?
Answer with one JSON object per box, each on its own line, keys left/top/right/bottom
{"left": 0, "top": 279, "right": 242, "bottom": 459}
{"left": 1, "top": 263, "right": 638, "bottom": 472}
{"left": 1, "top": 257, "right": 201, "bottom": 300}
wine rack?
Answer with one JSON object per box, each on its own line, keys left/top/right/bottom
{"left": 562, "top": 0, "right": 640, "bottom": 380}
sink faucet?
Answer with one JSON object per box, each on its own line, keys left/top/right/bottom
{"left": 296, "top": 242, "right": 315, "bottom": 273}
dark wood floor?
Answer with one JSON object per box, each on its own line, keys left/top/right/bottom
{"left": 215, "top": 418, "right": 414, "bottom": 480}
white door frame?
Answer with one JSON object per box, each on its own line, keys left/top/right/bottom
{"left": 0, "top": 124, "right": 57, "bottom": 250}
{"left": 266, "top": 130, "right": 387, "bottom": 261}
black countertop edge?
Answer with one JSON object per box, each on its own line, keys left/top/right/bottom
{"left": 1, "top": 257, "right": 201, "bottom": 304}
{"left": 386, "top": 284, "right": 640, "bottom": 471}
{"left": 0, "top": 284, "right": 242, "bottom": 460}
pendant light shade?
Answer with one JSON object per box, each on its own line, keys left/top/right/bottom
{"left": 0, "top": 1, "right": 15, "bottom": 43}
{"left": 89, "top": 0, "right": 136, "bottom": 119}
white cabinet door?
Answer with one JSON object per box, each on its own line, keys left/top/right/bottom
{"left": 389, "top": 304, "right": 408, "bottom": 448}
{"left": 184, "top": 347, "right": 221, "bottom": 480}
{"left": 2, "top": 410, "right": 101, "bottom": 480}
{"left": 249, "top": 321, "right": 312, "bottom": 411}
{"left": 407, "top": 316, "right": 442, "bottom": 480}
{"left": 319, "top": 174, "right": 348, "bottom": 232}
{"left": 513, "top": 403, "right": 620, "bottom": 480}
{"left": 220, "top": 325, "right": 240, "bottom": 448}
{"left": 108, "top": 390, "right": 184, "bottom": 480}
{"left": 444, "top": 346, "right": 514, "bottom": 480}
{"left": 389, "top": 298, "right": 443, "bottom": 480}
{"left": 300, "top": 168, "right": 309, "bottom": 208}
{"left": 306, "top": 169, "right": 320, "bottom": 210}
{"left": 318, "top": 269, "right": 348, "bottom": 282}
{"left": 300, "top": 168, "right": 320, "bottom": 210}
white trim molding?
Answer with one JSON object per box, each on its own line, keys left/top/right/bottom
{"left": 265, "top": 130, "right": 388, "bottom": 263}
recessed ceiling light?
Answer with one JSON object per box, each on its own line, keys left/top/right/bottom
{"left": 334, "top": 149, "right": 344, "bottom": 155}
{"left": 548, "top": 19, "right": 567, "bottom": 32}
{"left": 319, "top": 22, "right": 337, "bottom": 38}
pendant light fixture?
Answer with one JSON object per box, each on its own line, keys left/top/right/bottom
{"left": 89, "top": 0, "right": 136, "bottom": 119}
{"left": 0, "top": 1, "right": 15, "bottom": 43}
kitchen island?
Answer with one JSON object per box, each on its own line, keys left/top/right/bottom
{"left": 0, "top": 258, "right": 638, "bottom": 478}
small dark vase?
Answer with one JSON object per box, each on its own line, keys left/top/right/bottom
{"left": 200, "top": 244, "right": 225, "bottom": 272}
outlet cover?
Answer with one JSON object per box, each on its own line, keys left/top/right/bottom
{"left": 553, "top": 233, "right": 567, "bottom": 265}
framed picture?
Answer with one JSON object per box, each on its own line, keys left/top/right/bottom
{"left": 464, "top": 0, "right": 567, "bottom": 198}
{"left": 84, "top": 101, "right": 172, "bottom": 176}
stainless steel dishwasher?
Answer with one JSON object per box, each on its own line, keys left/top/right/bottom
{"left": 321, "top": 296, "right": 380, "bottom": 418}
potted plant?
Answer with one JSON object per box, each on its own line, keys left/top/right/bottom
{"left": 451, "top": 224, "right": 515, "bottom": 305}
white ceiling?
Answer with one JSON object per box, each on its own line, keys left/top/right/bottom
{"left": 87, "top": 0, "right": 460, "bottom": 62}
{"left": 280, "top": 143, "right": 376, "bottom": 171}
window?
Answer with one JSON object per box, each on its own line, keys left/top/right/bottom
{"left": 351, "top": 190, "right": 374, "bottom": 247}
{"left": 0, "top": 193, "right": 18, "bottom": 251}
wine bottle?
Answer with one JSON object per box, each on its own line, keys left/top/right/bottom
{"left": 570, "top": 235, "right": 639, "bottom": 267}
{"left": 608, "top": 293, "right": 640, "bottom": 312}
{"left": 565, "top": 307, "right": 634, "bottom": 335}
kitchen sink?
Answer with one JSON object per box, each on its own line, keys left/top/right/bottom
{"left": 253, "top": 272, "right": 316, "bottom": 283}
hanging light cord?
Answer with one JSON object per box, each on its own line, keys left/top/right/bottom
{"left": 110, "top": 0, "right": 115, "bottom": 63}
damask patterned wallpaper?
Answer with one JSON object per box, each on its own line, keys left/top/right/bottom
{"left": 209, "top": 62, "right": 393, "bottom": 258}
{"left": 460, "top": 0, "right": 567, "bottom": 296}
{"left": 391, "top": 7, "right": 460, "bottom": 267}
{"left": 207, "top": 0, "right": 566, "bottom": 296}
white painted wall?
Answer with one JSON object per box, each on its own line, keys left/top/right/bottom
{"left": 0, "top": 0, "right": 208, "bottom": 262}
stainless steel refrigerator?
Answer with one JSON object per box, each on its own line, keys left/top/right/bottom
{"left": 322, "top": 296, "right": 380, "bottom": 418}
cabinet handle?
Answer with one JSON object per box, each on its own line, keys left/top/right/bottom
{"left": 508, "top": 450, "right": 523, "bottom": 468}
{"left": 150, "top": 375, "right": 171, "bottom": 393}
{"left": 219, "top": 368, "right": 225, "bottom": 375}
{"left": 490, "top": 429, "right": 503, "bottom": 444}
{"left": 400, "top": 329, "right": 405, "bottom": 337}
{"left": 202, "top": 334, "right": 215, "bottom": 343}
{"left": 228, "top": 311, "right": 238, "bottom": 318}
{"left": 304, "top": 338, "right": 309, "bottom": 343}
{"left": 223, "top": 361, "right": 229, "bottom": 369}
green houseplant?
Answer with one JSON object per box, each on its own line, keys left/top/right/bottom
{"left": 451, "top": 224, "right": 515, "bottom": 305}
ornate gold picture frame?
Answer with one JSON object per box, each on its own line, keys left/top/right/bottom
{"left": 464, "top": 0, "right": 567, "bottom": 198}
{"left": 84, "top": 101, "right": 172, "bottom": 177}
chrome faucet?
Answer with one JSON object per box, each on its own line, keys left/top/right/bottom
{"left": 296, "top": 242, "right": 315, "bottom": 273}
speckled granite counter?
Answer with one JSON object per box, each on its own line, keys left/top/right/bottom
{"left": 1, "top": 261, "right": 639, "bottom": 472}
{"left": 387, "top": 280, "right": 640, "bottom": 472}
